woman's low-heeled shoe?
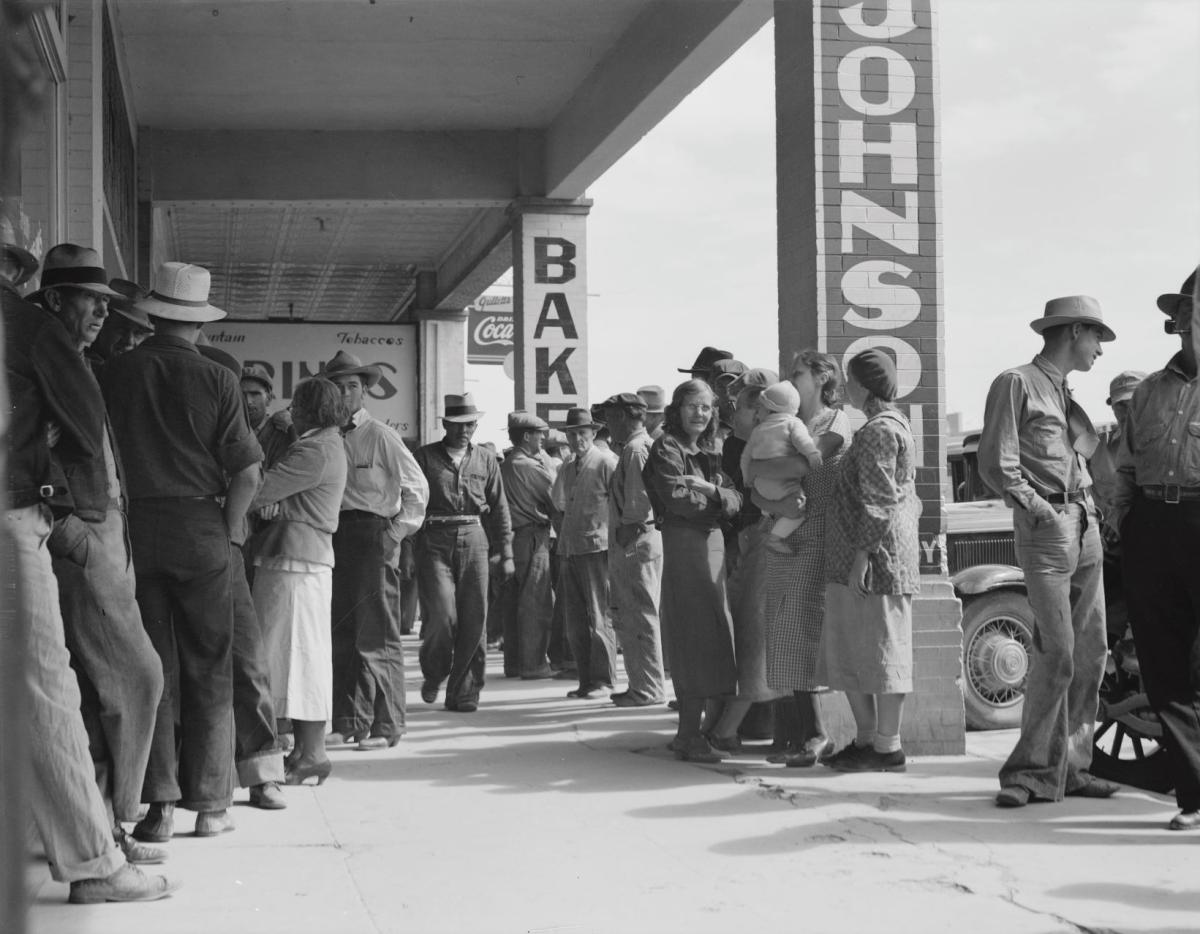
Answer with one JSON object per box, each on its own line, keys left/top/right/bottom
{"left": 1169, "top": 810, "right": 1200, "bottom": 831}
{"left": 284, "top": 760, "right": 332, "bottom": 786}
{"left": 675, "top": 737, "right": 730, "bottom": 764}
{"left": 785, "top": 736, "right": 835, "bottom": 768}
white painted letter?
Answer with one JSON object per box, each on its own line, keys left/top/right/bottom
{"left": 838, "top": 120, "right": 918, "bottom": 185}
{"left": 840, "top": 191, "right": 919, "bottom": 254}
{"left": 838, "top": 46, "right": 916, "bottom": 117}
{"left": 839, "top": 0, "right": 916, "bottom": 40}
{"left": 841, "top": 260, "right": 922, "bottom": 330}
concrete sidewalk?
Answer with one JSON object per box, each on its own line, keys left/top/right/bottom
{"left": 26, "top": 640, "right": 1198, "bottom": 934}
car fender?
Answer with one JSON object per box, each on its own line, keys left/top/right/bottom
{"left": 952, "top": 563, "right": 1026, "bottom": 597}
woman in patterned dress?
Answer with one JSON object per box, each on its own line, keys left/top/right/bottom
{"left": 643, "top": 379, "right": 743, "bottom": 763}
{"left": 821, "top": 348, "right": 921, "bottom": 773}
{"left": 759, "top": 351, "right": 851, "bottom": 766}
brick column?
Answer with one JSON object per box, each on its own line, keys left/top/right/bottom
{"left": 510, "top": 198, "right": 591, "bottom": 424}
{"left": 775, "top": 0, "right": 963, "bottom": 754}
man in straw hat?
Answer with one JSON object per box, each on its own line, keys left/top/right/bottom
{"left": 3, "top": 240, "right": 179, "bottom": 901}
{"left": 414, "top": 393, "right": 513, "bottom": 712}
{"left": 1107, "top": 266, "right": 1200, "bottom": 831}
{"left": 324, "top": 350, "right": 428, "bottom": 750}
{"left": 551, "top": 406, "right": 620, "bottom": 700}
{"left": 497, "top": 411, "right": 557, "bottom": 680}
{"left": 979, "top": 294, "right": 1119, "bottom": 808}
{"left": 103, "top": 261, "right": 264, "bottom": 840}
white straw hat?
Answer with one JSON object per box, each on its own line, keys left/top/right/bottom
{"left": 134, "top": 262, "right": 226, "bottom": 323}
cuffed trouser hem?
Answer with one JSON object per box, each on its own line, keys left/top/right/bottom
{"left": 51, "top": 849, "right": 126, "bottom": 885}
{"left": 997, "top": 775, "right": 1064, "bottom": 802}
{"left": 178, "top": 797, "right": 233, "bottom": 813}
{"left": 236, "top": 749, "right": 286, "bottom": 787}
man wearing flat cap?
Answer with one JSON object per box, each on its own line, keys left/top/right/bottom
{"left": 103, "top": 260, "right": 263, "bottom": 841}
{"left": 3, "top": 238, "right": 179, "bottom": 900}
{"left": 497, "top": 411, "right": 557, "bottom": 679}
{"left": 414, "top": 393, "right": 513, "bottom": 712}
{"left": 552, "top": 406, "right": 620, "bottom": 699}
{"left": 979, "top": 295, "right": 1118, "bottom": 808}
{"left": 1108, "top": 266, "right": 1200, "bottom": 831}
{"left": 241, "top": 364, "right": 297, "bottom": 474}
{"left": 325, "top": 350, "right": 428, "bottom": 749}
{"left": 601, "top": 392, "right": 666, "bottom": 707}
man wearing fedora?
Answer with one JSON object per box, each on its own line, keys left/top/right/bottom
{"left": 325, "top": 350, "right": 429, "bottom": 749}
{"left": 103, "top": 261, "right": 264, "bottom": 840}
{"left": 87, "top": 278, "right": 153, "bottom": 369}
{"left": 3, "top": 238, "right": 179, "bottom": 901}
{"left": 601, "top": 392, "right": 667, "bottom": 707}
{"left": 498, "top": 411, "right": 557, "bottom": 679}
{"left": 32, "top": 245, "right": 173, "bottom": 862}
{"left": 979, "top": 295, "right": 1118, "bottom": 808}
{"left": 552, "top": 406, "right": 620, "bottom": 699}
{"left": 414, "top": 393, "right": 513, "bottom": 712}
{"left": 1108, "top": 267, "right": 1200, "bottom": 831}
{"left": 637, "top": 385, "right": 666, "bottom": 440}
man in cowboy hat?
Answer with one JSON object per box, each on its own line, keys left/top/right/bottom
{"left": 678, "top": 346, "right": 734, "bottom": 383}
{"left": 600, "top": 392, "right": 666, "bottom": 707}
{"left": 414, "top": 393, "right": 513, "bottom": 712}
{"left": 497, "top": 411, "right": 557, "bottom": 679}
{"left": 3, "top": 241, "right": 179, "bottom": 901}
{"left": 324, "top": 349, "right": 428, "bottom": 750}
{"left": 103, "top": 261, "right": 264, "bottom": 840}
{"left": 88, "top": 278, "right": 154, "bottom": 369}
{"left": 30, "top": 245, "right": 173, "bottom": 862}
{"left": 637, "top": 385, "right": 666, "bottom": 439}
{"left": 1108, "top": 266, "right": 1200, "bottom": 831}
{"left": 979, "top": 294, "right": 1118, "bottom": 808}
{"left": 551, "top": 406, "right": 620, "bottom": 700}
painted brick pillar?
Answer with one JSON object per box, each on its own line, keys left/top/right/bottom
{"left": 510, "top": 198, "right": 591, "bottom": 424}
{"left": 775, "top": 0, "right": 964, "bottom": 753}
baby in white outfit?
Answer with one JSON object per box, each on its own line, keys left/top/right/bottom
{"left": 740, "top": 381, "right": 823, "bottom": 552}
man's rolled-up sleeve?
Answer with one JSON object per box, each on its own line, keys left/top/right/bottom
{"left": 214, "top": 375, "right": 263, "bottom": 476}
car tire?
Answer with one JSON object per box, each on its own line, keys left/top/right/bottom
{"left": 961, "top": 592, "right": 1034, "bottom": 731}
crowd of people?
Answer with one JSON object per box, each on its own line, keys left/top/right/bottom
{"left": 3, "top": 231, "right": 1198, "bottom": 906}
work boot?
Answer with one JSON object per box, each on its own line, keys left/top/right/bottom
{"left": 132, "top": 802, "right": 174, "bottom": 843}
{"left": 193, "top": 809, "right": 235, "bottom": 837}
{"left": 68, "top": 863, "right": 180, "bottom": 904}
{"left": 248, "top": 781, "right": 287, "bottom": 810}
{"left": 114, "top": 825, "right": 167, "bottom": 865}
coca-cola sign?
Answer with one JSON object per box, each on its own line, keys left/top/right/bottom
{"left": 467, "top": 294, "right": 514, "bottom": 365}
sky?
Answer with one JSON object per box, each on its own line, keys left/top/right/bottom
{"left": 465, "top": 0, "right": 1199, "bottom": 449}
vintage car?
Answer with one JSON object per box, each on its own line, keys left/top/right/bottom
{"left": 946, "top": 432, "right": 1169, "bottom": 790}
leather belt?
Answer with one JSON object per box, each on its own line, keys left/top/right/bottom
{"left": 425, "top": 515, "right": 480, "bottom": 527}
{"left": 1141, "top": 484, "right": 1200, "bottom": 504}
{"left": 1045, "top": 487, "right": 1090, "bottom": 505}
{"left": 340, "top": 508, "right": 389, "bottom": 521}
{"left": 8, "top": 484, "right": 55, "bottom": 510}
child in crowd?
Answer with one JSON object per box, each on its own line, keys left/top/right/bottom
{"left": 741, "top": 381, "right": 822, "bottom": 553}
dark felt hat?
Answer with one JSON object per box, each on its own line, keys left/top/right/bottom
{"left": 557, "top": 407, "right": 601, "bottom": 431}
{"left": 324, "top": 349, "right": 382, "bottom": 388}
{"left": 1157, "top": 269, "right": 1196, "bottom": 316}
{"left": 443, "top": 392, "right": 483, "bottom": 423}
{"left": 30, "top": 245, "right": 120, "bottom": 301}
{"left": 108, "top": 279, "right": 154, "bottom": 331}
{"left": 678, "top": 346, "right": 733, "bottom": 375}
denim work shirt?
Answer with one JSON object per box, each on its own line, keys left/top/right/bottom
{"left": 608, "top": 427, "right": 656, "bottom": 531}
{"left": 1111, "top": 352, "right": 1200, "bottom": 526}
{"left": 552, "top": 443, "right": 618, "bottom": 556}
{"left": 341, "top": 407, "right": 429, "bottom": 540}
{"left": 414, "top": 441, "right": 513, "bottom": 559}
{"left": 978, "top": 355, "right": 1098, "bottom": 520}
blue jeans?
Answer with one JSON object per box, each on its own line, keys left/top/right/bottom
{"left": 563, "top": 551, "right": 618, "bottom": 691}
{"left": 4, "top": 505, "right": 122, "bottom": 881}
{"left": 1001, "top": 502, "right": 1107, "bottom": 799}
{"left": 417, "top": 524, "right": 490, "bottom": 706}
{"left": 131, "top": 498, "right": 236, "bottom": 812}
{"left": 608, "top": 530, "right": 665, "bottom": 701}
{"left": 52, "top": 509, "right": 164, "bottom": 822}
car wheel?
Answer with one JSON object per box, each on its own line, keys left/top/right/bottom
{"left": 1091, "top": 694, "right": 1173, "bottom": 793}
{"left": 961, "top": 592, "right": 1033, "bottom": 730}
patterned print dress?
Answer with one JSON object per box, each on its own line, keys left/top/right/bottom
{"left": 764, "top": 407, "right": 851, "bottom": 692}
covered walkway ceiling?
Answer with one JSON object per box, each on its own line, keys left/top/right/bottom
{"left": 115, "top": 0, "right": 772, "bottom": 321}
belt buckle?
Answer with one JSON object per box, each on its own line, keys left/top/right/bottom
{"left": 38, "top": 484, "right": 54, "bottom": 499}
{"left": 1164, "top": 484, "right": 1182, "bottom": 504}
